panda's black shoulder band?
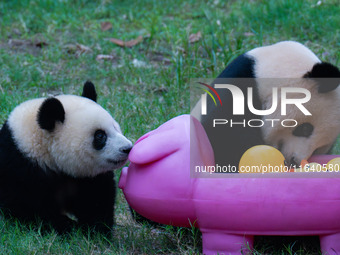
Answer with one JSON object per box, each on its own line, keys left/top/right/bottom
{"left": 37, "top": 97, "right": 65, "bottom": 132}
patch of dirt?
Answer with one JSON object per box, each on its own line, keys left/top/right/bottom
{"left": 5, "top": 37, "right": 48, "bottom": 56}
{"left": 143, "top": 50, "right": 172, "bottom": 66}
{"left": 63, "top": 43, "right": 92, "bottom": 57}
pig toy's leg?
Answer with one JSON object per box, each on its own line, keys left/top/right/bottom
{"left": 320, "top": 233, "right": 340, "bottom": 255}
{"left": 201, "top": 231, "right": 254, "bottom": 255}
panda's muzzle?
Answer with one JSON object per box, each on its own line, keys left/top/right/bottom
{"left": 283, "top": 156, "right": 299, "bottom": 169}
{"left": 107, "top": 145, "right": 132, "bottom": 166}
{"left": 107, "top": 158, "right": 127, "bottom": 165}
{"left": 119, "top": 145, "right": 132, "bottom": 155}
{"left": 289, "top": 157, "right": 299, "bottom": 168}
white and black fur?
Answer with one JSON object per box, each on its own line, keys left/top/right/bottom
{"left": 0, "top": 81, "right": 132, "bottom": 233}
{"left": 193, "top": 41, "right": 340, "bottom": 169}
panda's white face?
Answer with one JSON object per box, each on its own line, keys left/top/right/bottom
{"left": 260, "top": 80, "right": 340, "bottom": 166}
{"left": 8, "top": 94, "right": 132, "bottom": 177}
{"left": 251, "top": 41, "right": 340, "bottom": 166}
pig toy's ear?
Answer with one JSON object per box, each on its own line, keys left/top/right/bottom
{"left": 129, "top": 129, "right": 182, "bottom": 165}
{"left": 129, "top": 115, "right": 191, "bottom": 165}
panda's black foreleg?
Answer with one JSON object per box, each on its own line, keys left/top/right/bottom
{"left": 49, "top": 214, "right": 77, "bottom": 234}
{"left": 53, "top": 171, "right": 115, "bottom": 235}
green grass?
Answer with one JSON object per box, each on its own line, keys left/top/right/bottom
{"left": 0, "top": 0, "right": 339, "bottom": 254}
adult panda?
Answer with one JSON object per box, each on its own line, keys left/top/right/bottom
{"left": 0, "top": 81, "right": 132, "bottom": 233}
{"left": 192, "top": 41, "right": 340, "bottom": 170}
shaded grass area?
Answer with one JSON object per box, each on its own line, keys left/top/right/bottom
{"left": 0, "top": 0, "right": 339, "bottom": 254}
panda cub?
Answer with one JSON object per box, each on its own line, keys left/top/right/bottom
{"left": 0, "top": 81, "right": 132, "bottom": 233}
{"left": 193, "top": 41, "right": 340, "bottom": 170}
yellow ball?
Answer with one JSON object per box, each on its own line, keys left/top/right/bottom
{"left": 327, "top": 158, "right": 340, "bottom": 172}
{"left": 239, "top": 145, "right": 285, "bottom": 173}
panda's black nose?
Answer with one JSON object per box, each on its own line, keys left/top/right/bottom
{"left": 290, "top": 157, "right": 298, "bottom": 167}
{"left": 120, "top": 145, "right": 132, "bottom": 155}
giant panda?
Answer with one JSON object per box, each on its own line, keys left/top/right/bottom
{"left": 192, "top": 41, "right": 340, "bottom": 170}
{"left": 0, "top": 81, "right": 132, "bottom": 233}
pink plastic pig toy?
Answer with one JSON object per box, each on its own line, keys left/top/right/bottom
{"left": 119, "top": 114, "right": 340, "bottom": 254}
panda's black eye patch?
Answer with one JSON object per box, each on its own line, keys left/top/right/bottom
{"left": 93, "top": 130, "right": 107, "bottom": 150}
{"left": 292, "top": 123, "right": 314, "bottom": 138}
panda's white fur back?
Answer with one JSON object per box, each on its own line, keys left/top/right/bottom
{"left": 8, "top": 95, "right": 132, "bottom": 177}
{"left": 247, "top": 41, "right": 321, "bottom": 78}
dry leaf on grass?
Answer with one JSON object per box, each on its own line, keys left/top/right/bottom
{"left": 8, "top": 38, "right": 48, "bottom": 56}
{"left": 96, "top": 54, "right": 115, "bottom": 61}
{"left": 189, "top": 31, "right": 202, "bottom": 43}
{"left": 76, "top": 43, "right": 92, "bottom": 53}
{"left": 109, "top": 35, "right": 143, "bottom": 48}
{"left": 150, "top": 55, "right": 171, "bottom": 65}
{"left": 101, "top": 22, "right": 112, "bottom": 31}
{"left": 132, "top": 58, "right": 150, "bottom": 68}
{"left": 11, "top": 28, "right": 21, "bottom": 36}
{"left": 244, "top": 32, "right": 255, "bottom": 37}
{"left": 64, "top": 43, "right": 92, "bottom": 55}
{"left": 152, "top": 86, "right": 168, "bottom": 94}
{"left": 108, "top": 38, "right": 125, "bottom": 47}
{"left": 9, "top": 39, "right": 48, "bottom": 48}
{"left": 8, "top": 39, "right": 31, "bottom": 47}
{"left": 64, "top": 44, "right": 77, "bottom": 53}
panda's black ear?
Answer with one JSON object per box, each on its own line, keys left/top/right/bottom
{"left": 37, "top": 98, "right": 65, "bottom": 132}
{"left": 304, "top": 62, "right": 340, "bottom": 93}
{"left": 82, "top": 81, "right": 97, "bottom": 102}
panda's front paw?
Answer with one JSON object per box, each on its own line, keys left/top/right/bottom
{"left": 50, "top": 214, "right": 77, "bottom": 234}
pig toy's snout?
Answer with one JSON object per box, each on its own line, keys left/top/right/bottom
{"left": 118, "top": 167, "right": 128, "bottom": 190}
